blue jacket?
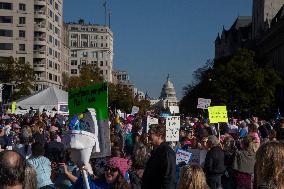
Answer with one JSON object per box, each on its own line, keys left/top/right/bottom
{"left": 28, "top": 156, "right": 54, "bottom": 189}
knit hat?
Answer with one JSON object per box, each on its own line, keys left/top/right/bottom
{"left": 107, "top": 157, "right": 131, "bottom": 176}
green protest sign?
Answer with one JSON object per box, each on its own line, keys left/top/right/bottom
{"left": 68, "top": 83, "right": 108, "bottom": 120}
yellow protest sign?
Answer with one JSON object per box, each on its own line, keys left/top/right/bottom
{"left": 11, "top": 101, "right": 16, "bottom": 114}
{"left": 208, "top": 106, "right": 228, "bottom": 123}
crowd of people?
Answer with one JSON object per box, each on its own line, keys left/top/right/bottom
{"left": 0, "top": 110, "right": 284, "bottom": 189}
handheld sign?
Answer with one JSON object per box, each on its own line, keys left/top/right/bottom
{"left": 11, "top": 102, "right": 16, "bottom": 114}
{"left": 208, "top": 106, "right": 228, "bottom": 123}
{"left": 146, "top": 116, "right": 159, "bottom": 133}
{"left": 176, "top": 148, "right": 192, "bottom": 165}
{"left": 197, "top": 98, "right": 211, "bottom": 109}
{"left": 131, "top": 106, "right": 139, "bottom": 115}
{"left": 166, "top": 116, "right": 180, "bottom": 142}
{"left": 68, "top": 83, "right": 108, "bottom": 121}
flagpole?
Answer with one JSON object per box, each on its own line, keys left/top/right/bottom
{"left": 103, "top": 0, "right": 107, "bottom": 26}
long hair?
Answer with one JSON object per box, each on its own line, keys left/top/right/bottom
{"left": 177, "top": 164, "right": 209, "bottom": 189}
{"left": 23, "top": 164, "right": 37, "bottom": 189}
{"left": 255, "top": 141, "right": 284, "bottom": 189}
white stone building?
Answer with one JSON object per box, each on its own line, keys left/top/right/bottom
{"left": 66, "top": 20, "right": 114, "bottom": 82}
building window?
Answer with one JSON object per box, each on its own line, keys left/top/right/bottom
{"left": 101, "top": 36, "right": 103, "bottom": 39}
{"left": 54, "top": 75, "right": 57, "bottom": 82}
{"left": 55, "top": 27, "right": 59, "bottom": 35}
{"left": 71, "top": 34, "right": 77, "bottom": 38}
{"left": 49, "top": 60, "right": 52, "bottom": 68}
{"left": 49, "top": 73, "right": 52, "bottom": 80}
{"left": 49, "top": 22, "right": 53, "bottom": 30}
{"left": 81, "top": 60, "right": 86, "bottom": 65}
{"left": 19, "top": 17, "right": 25, "bottom": 24}
{"left": 105, "top": 61, "right": 108, "bottom": 66}
{"left": 19, "top": 57, "right": 25, "bottom": 63}
{"left": 0, "top": 29, "right": 12, "bottom": 37}
{"left": 49, "top": 10, "right": 53, "bottom": 18}
{"left": 54, "top": 38, "right": 58, "bottom": 46}
{"left": 100, "top": 43, "right": 103, "bottom": 47}
{"left": 105, "top": 70, "right": 108, "bottom": 75}
{"left": 55, "top": 2, "right": 58, "bottom": 10}
{"left": 71, "top": 60, "right": 77, "bottom": 65}
{"left": 0, "top": 16, "right": 13, "bottom": 23}
{"left": 0, "top": 2, "right": 12, "bottom": 10}
{"left": 49, "top": 48, "right": 52, "bottom": 55}
{"left": 55, "top": 15, "right": 59, "bottom": 22}
{"left": 0, "top": 43, "right": 13, "bottom": 50}
{"left": 71, "top": 69, "right": 77, "bottom": 74}
{"left": 71, "top": 50, "right": 77, "bottom": 57}
{"left": 100, "top": 70, "right": 103, "bottom": 75}
{"left": 19, "top": 44, "right": 25, "bottom": 51}
{"left": 19, "top": 30, "right": 25, "bottom": 38}
{"left": 19, "top": 3, "right": 26, "bottom": 11}
{"left": 82, "top": 51, "right": 88, "bottom": 57}
{"left": 55, "top": 63, "right": 57, "bottom": 70}
{"left": 100, "top": 61, "right": 103, "bottom": 66}
{"left": 49, "top": 0, "right": 53, "bottom": 5}
{"left": 49, "top": 35, "right": 52, "bottom": 43}
{"left": 81, "top": 34, "right": 88, "bottom": 40}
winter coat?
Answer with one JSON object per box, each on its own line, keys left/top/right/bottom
{"left": 204, "top": 146, "right": 226, "bottom": 176}
{"left": 142, "top": 142, "right": 176, "bottom": 189}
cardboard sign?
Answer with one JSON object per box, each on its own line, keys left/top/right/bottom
{"left": 208, "top": 106, "right": 228, "bottom": 123}
{"left": 146, "top": 116, "right": 159, "bottom": 133}
{"left": 68, "top": 83, "right": 108, "bottom": 120}
{"left": 197, "top": 98, "right": 211, "bottom": 109}
{"left": 131, "top": 106, "right": 139, "bottom": 115}
{"left": 188, "top": 149, "right": 207, "bottom": 167}
{"left": 169, "top": 106, "right": 180, "bottom": 114}
{"left": 176, "top": 148, "right": 192, "bottom": 165}
{"left": 166, "top": 116, "right": 180, "bottom": 142}
{"left": 11, "top": 102, "right": 16, "bottom": 114}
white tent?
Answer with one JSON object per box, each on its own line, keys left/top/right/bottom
{"left": 15, "top": 86, "right": 68, "bottom": 111}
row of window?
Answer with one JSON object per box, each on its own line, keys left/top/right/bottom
{"left": 0, "top": 29, "right": 25, "bottom": 37}
{"left": 49, "top": 0, "right": 60, "bottom": 11}
{"left": 70, "top": 27, "right": 106, "bottom": 32}
{"left": 49, "top": 9, "right": 60, "bottom": 23}
{"left": 0, "top": 16, "right": 26, "bottom": 24}
{"left": 0, "top": 43, "right": 25, "bottom": 51}
{"left": 0, "top": 2, "right": 26, "bottom": 11}
{"left": 48, "top": 35, "right": 60, "bottom": 48}
{"left": 48, "top": 22, "right": 60, "bottom": 36}
{"left": 70, "top": 60, "right": 108, "bottom": 67}
{"left": 48, "top": 72, "right": 60, "bottom": 82}
{"left": 70, "top": 51, "right": 110, "bottom": 59}
{"left": 71, "top": 34, "right": 108, "bottom": 40}
{"left": 71, "top": 69, "right": 108, "bottom": 75}
{"left": 71, "top": 41, "right": 108, "bottom": 48}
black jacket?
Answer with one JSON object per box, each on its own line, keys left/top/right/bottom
{"left": 204, "top": 146, "right": 225, "bottom": 176}
{"left": 141, "top": 142, "right": 176, "bottom": 189}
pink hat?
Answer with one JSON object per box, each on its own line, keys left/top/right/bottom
{"left": 107, "top": 157, "right": 131, "bottom": 175}
{"left": 50, "top": 126, "right": 58, "bottom": 132}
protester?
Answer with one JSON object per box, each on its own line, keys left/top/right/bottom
{"left": 142, "top": 124, "right": 176, "bottom": 189}
{"left": 204, "top": 135, "right": 225, "bottom": 189}
{"left": 254, "top": 141, "right": 284, "bottom": 189}
{"left": 233, "top": 136, "right": 256, "bottom": 189}
{"left": 0, "top": 150, "right": 26, "bottom": 189}
{"left": 28, "top": 142, "right": 54, "bottom": 189}
{"left": 14, "top": 126, "right": 33, "bottom": 159}
{"left": 24, "top": 163, "right": 37, "bottom": 189}
{"left": 0, "top": 124, "right": 8, "bottom": 150}
{"left": 176, "top": 164, "right": 210, "bottom": 189}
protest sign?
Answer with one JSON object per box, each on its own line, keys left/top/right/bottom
{"left": 188, "top": 149, "right": 207, "bottom": 167}
{"left": 11, "top": 102, "right": 16, "bottom": 114}
{"left": 176, "top": 148, "right": 192, "bottom": 165}
{"left": 197, "top": 98, "right": 211, "bottom": 109}
{"left": 68, "top": 83, "right": 108, "bottom": 121}
{"left": 146, "top": 116, "right": 159, "bottom": 133}
{"left": 131, "top": 106, "right": 139, "bottom": 115}
{"left": 166, "top": 116, "right": 180, "bottom": 142}
{"left": 208, "top": 106, "right": 228, "bottom": 123}
{"left": 169, "top": 106, "right": 180, "bottom": 114}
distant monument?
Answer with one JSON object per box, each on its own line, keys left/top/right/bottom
{"left": 151, "top": 75, "right": 179, "bottom": 109}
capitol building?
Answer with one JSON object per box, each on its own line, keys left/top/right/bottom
{"left": 151, "top": 75, "right": 179, "bottom": 110}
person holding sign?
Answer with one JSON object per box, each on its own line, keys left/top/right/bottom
{"left": 142, "top": 124, "right": 176, "bottom": 189}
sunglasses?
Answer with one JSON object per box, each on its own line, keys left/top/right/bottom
{"left": 105, "top": 166, "right": 119, "bottom": 173}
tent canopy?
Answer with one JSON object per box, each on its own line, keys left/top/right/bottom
{"left": 15, "top": 86, "right": 68, "bottom": 110}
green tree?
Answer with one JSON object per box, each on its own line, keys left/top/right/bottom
{"left": 181, "top": 49, "right": 282, "bottom": 118}
{"left": 0, "top": 57, "right": 35, "bottom": 100}
{"left": 67, "top": 64, "right": 104, "bottom": 90}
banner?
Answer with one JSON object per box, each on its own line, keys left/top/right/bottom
{"left": 197, "top": 98, "right": 211, "bottom": 109}
{"left": 11, "top": 102, "right": 16, "bottom": 114}
{"left": 131, "top": 106, "right": 139, "bottom": 115}
{"left": 208, "top": 106, "right": 228, "bottom": 123}
{"left": 146, "top": 116, "right": 159, "bottom": 133}
{"left": 169, "top": 106, "right": 179, "bottom": 114}
{"left": 166, "top": 116, "right": 180, "bottom": 142}
{"left": 68, "top": 83, "right": 108, "bottom": 121}
{"left": 176, "top": 148, "right": 192, "bottom": 165}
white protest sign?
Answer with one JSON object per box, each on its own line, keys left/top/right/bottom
{"left": 146, "top": 116, "right": 159, "bottom": 133}
{"left": 166, "top": 116, "right": 180, "bottom": 142}
{"left": 188, "top": 149, "right": 207, "bottom": 167}
{"left": 169, "top": 106, "right": 180, "bottom": 114}
{"left": 14, "top": 109, "right": 29, "bottom": 115}
{"left": 176, "top": 148, "right": 192, "bottom": 165}
{"left": 131, "top": 106, "right": 139, "bottom": 115}
{"left": 197, "top": 98, "right": 211, "bottom": 109}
